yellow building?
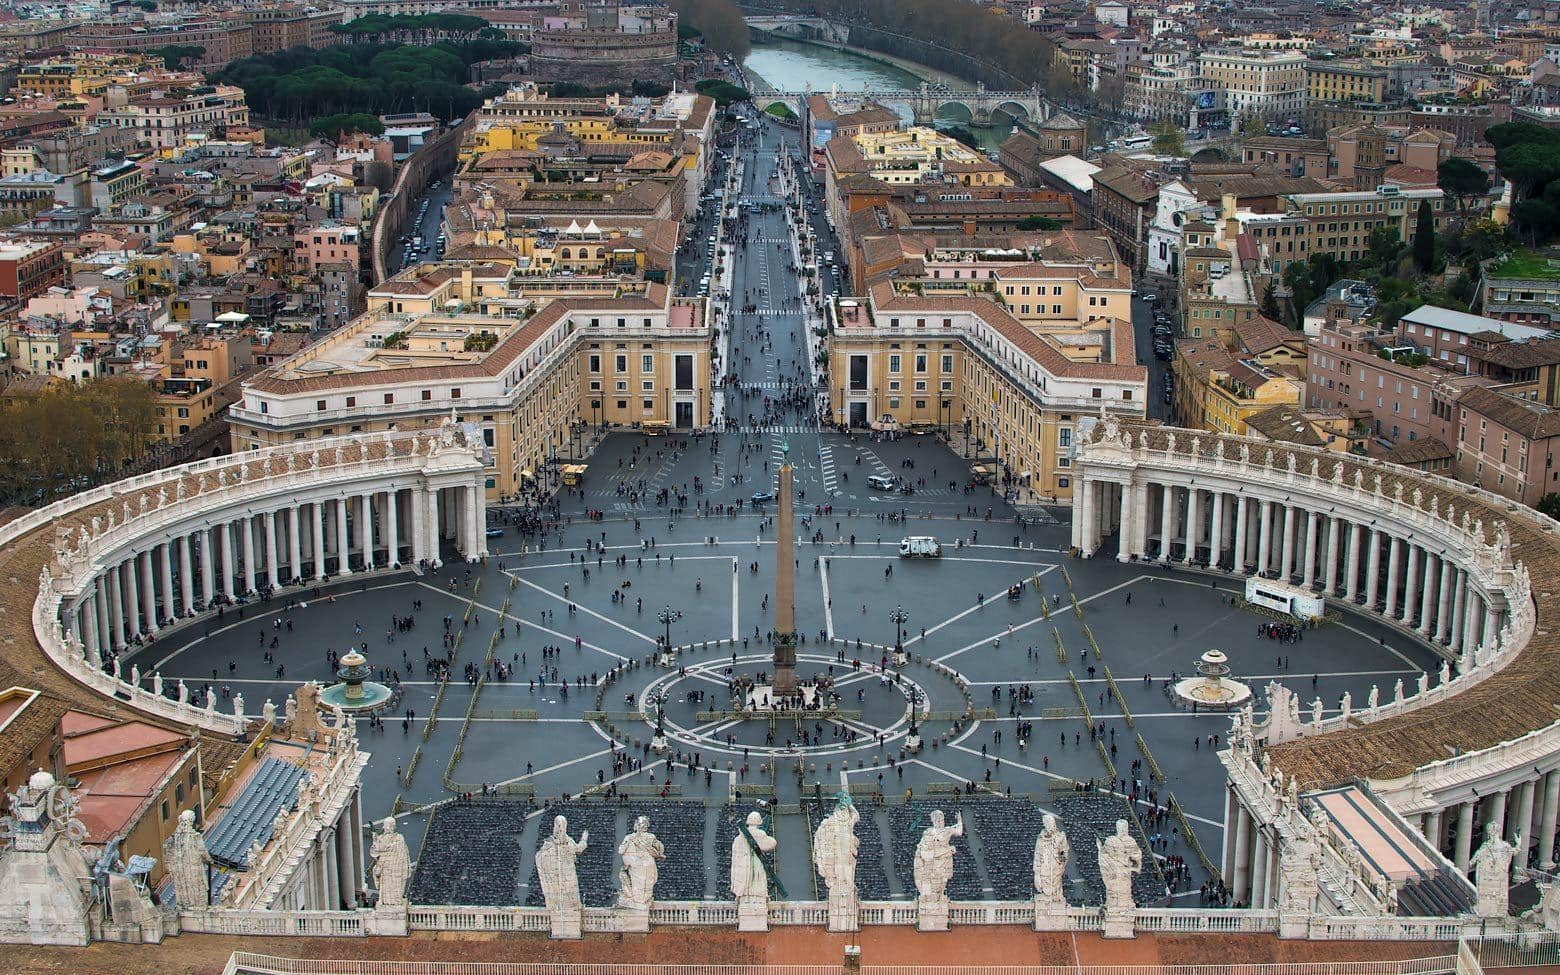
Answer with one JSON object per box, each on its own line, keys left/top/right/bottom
{"left": 229, "top": 280, "right": 713, "bottom": 498}
{"left": 1173, "top": 339, "right": 1303, "bottom": 435}
{"left": 16, "top": 53, "right": 162, "bottom": 97}
{"left": 1305, "top": 60, "right": 1389, "bottom": 104}
{"left": 826, "top": 126, "right": 1011, "bottom": 189}
{"left": 825, "top": 282, "right": 1146, "bottom": 501}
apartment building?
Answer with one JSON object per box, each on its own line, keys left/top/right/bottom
{"left": 1455, "top": 386, "right": 1560, "bottom": 506}
{"left": 1199, "top": 49, "right": 1307, "bottom": 123}
{"left": 94, "top": 84, "right": 250, "bottom": 150}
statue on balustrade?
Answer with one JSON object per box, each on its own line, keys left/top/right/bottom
{"left": 813, "top": 793, "right": 861, "bottom": 929}
{"left": 617, "top": 815, "right": 663, "bottom": 912}
{"left": 536, "top": 815, "right": 588, "bottom": 938}
{"left": 163, "top": 809, "right": 212, "bottom": 908}
{"left": 913, "top": 810, "right": 963, "bottom": 929}
{"left": 1278, "top": 829, "right": 1321, "bottom": 915}
{"left": 731, "top": 810, "right": 777, "bottom": 930}
{"left": 1097, "top": 819, "right": 1142, "bottom": 915}
{"left": 370, "top": 817, "right": 410, "bottom": 910}
{"left": 1471, "top": 821, "right": 1515, "bottom": 919}
{"left": 1033, "top": 813, "right": 1070, "bottom": 910}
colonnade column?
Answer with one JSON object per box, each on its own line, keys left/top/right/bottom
{"left": 128, "top": 551, "right": 146, "bottom": 637}
{"left": 1233, "top": 496, "right": 1249, "bottom": 572}
{"left": 1455, "top": 801, "right": 1476, "bottom": 871}
{"left": 1450, "top": 570, "right": 1468, "bottom": 654}
{"left": 1159, "top": 483, "right": 1174, "bottom": 561}
{"left": 288, "top": 508, "right": 303, "bottom": 583}
{"left": 1438, "top": 561, "right": 1457, "bottom": 644}
{"left": 1344, "top": 522, "right": 1362, "bottom": 601}
{"left": 411, "top": 489, "right": 427, "bottom": 564}
{"left": 1364, "top": 530, "right": 1383, "bottom": 608}
{"left": 93, "top": 583, "right": 110, "bottom": 653}
{"left": 1279, "top": 505, "right": 1295, "bottom": 580}
{"left": 1384, "top": 535, "right": 1403, "bottom": 618}
{"left": 361, "top": 493, "right": 376, "bottom": 571}
{"left": 426, "top": 487, "right": 442, "bottom": 564}
{"left": 313, "top": 503, "right": 327, "bottom": 579}
{"left": 465, "top": 485, "right": 481, "bottom": 557}
{"left": 157, "top": 543, "right": 174, "bottom": 625}
{"left": 1418, "top": 555, "right": 1439, "bottom": 638}
{"left": 1208, "top": 492, "right": 1225, "bottom": 570}
{"left": 107, "top": 564, "right": 125, "bottom": 649}
{"left": 387, "top": 490, "right": 401, "bottom": 567}
{"left": 1302, "top": 510, "right": 1319, "bottom": 589}
{"left": 1183, "top": 488, "right": 1201, "bottom": 565}
{"left": 219, "top": 522, "right": 236, "bottom": 600}
{"left": 240, "top": 516, "right": 256, "bottom": 595}
{"left": 1257, "top": 499, "right": 1272, "bottom": 573}
{"left": 199, "top": 527, "right": 215, "bottom": 606}
{"left": 1514, "top": 780, "right": 1536, "bottom": 851}
{"left": 178, "top": 535, "right": 194, "bottom": 615}
{"left": 1232, "top": 806, "right": 1253, "bottom": 902}
{"left": 264, "top": 511, "right": 280, "bottom": 592}
{"left": 1540, "top": 771, "right": 1560, "bottom": 869}
{"left": 1323, "top": 516, "right": 1341, "bottom": 595}
{"left": 336, "top": 498, "right": 353, "bottom": 575}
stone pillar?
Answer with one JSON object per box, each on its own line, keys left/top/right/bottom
{"left": 465, "top": 483, "right": 482, "bottom": 558}
{"left": 1488, "top": 790, "right": 1509, "bottom": 845}
{"left": 137, "top": 550, "right": 155, "bottom": 636}
{"left": 1364, "top": 530, "right": 1382, "bottom": 609}
{"left": 1384, "top": 535, "right": 1403, "bottom": 619}
{"left": 324, "top": 825, "right": 341, "bottom": 909}
{"left": 1425, "top": 809, "right": 1444, "bottom": 851}
{"left": 1302, "top": 510, "right": 1319, "bottom": 589}
{"left": 336, "top": 498, "right": 353, "bottom": 575}
{"left": 200, "top": 527, "right": 215, "bottom": 606}
{"left": 1222, "top": 787, "right": 1240, "bottom": 880}
{"left": 361, "top": 493, "right": 376, "bottom": 570}
{"left": 1235, "top": 492, "right": 1248, "bottom": 570}
{"left": 1418, "top": 555, "right": 1439, "bottom": 638}
{"left": 240, "top": 515, "right": 256, "bottom": 595}
{"left": 1462, "top": 590, "right": 1482, "bottom": 655}
{"left": 178, "top": 535, "right": 194, "bottom": 615}
{"left": 1448, "top": 568, "right": 1466, "bottom": 650}
{"left": 1345, "top": 521, "right": 1362, "bottom": 601}
{"left": 1257, "top": 499, "right": 1273, "bottom": 574}
{"left": 1208, "top": 491, "right": 1225, "bottom": 570}
{"left": 1252, "top": 829, "right": 1270, "bottom": 908}
{"left": 1435, "top": 558, "right": 1455, "bottom": 644}
{"left": 1183, "top": 487, "right": 1201, "bottom": 565}
{"left": 107, "top": 563, "right": 126, "bottom": 649}
{"left": 312, "top": 503, "right": 327, "bottom": 579}
{"left": 426, "top": 487, "right": 442, "bottom": 564}
{"left": 1324, "top": 516, "right": 1341, "bottom": 595}
{"left": 1232, "top": 807, "right": 1253, "bottom": 902}
{"left": 1540, "top": 771, "right": 1560, "bottom": 869}
{"left": 157, "top": 542, "right": 174, "bottom": 625}
{"left": 1402, "top": 544, "right": 1420, "bottom": 624}
{"left": 82, "top": 586, "right": 101, "bottom": 658}
{"left": 1279, "top": 504, "right": 1296, "bottom": 581}
{"left": 1159, "top": 483, "right": 1174, "bottom": 561}
{"left": 1076, "top": 477, "right": 1096, "bottom": 553}
{"left": 387, "top": 489, "right": 401, "bottom": 567}
{"left": 411, "top": 489, "right": 427, "bottom": 564}
{"left": 288, "top": 507, "right": 303, "bottom": 584}
{"left": 1514, "top": 779, "right": 1536, "bottom": 852}
{"left": 1455, "top": 800, "right": 1475, "bottom": 872}
{"left": 264, "top": 510, "right": 280, "bottom": 592}
{"left": 1132, "top": 481, "right": 1151, "bottom": 556}
{"left": 1482, "top": 603, "right": 1500, "bottom": 651}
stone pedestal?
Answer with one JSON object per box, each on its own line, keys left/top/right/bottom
{"left": 1033, "top": 897, "right": 1071, "bottom": 930}
{"left": 363, "top": 907, "right": 409, "bottom": 936}
{"left": 916, "top": 896, "right": 948, "bottom": 931}
{"left": 650, "top": 734, "right": 669, "bottom": 755}
{"left": 827, "top": 896, "right": 860, "bottom": 932}
{"left": 1102, "top": 909, "right": 1136, "bottom": 939}
{"left": 737, "top": 895, "right": 769, "bottom": 932}
{"left": 549, "top": 907, "right": 582, "bottom": 939}
{"left": 619, "top": 904, "right": 650, "bottom": 932}
{"left": 1278, "top": 911, "right": 1309, "bottom": 939}
{"left": 904, "top": 733, "right": 922, "bottom": 754}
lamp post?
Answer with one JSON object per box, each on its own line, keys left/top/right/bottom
{"left": 658, "top": 605, "right": 682, "bottom": 653}
{"left": 889, "top": 605, "right": 910, "bottom": 656}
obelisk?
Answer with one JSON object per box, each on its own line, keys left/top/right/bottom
{"left": 773, "top": 442, "right": 797, "bottom": 696}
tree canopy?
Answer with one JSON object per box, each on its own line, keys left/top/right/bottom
{"left": 215, "top": 39, "right": 522, "bottom": 124}
{"left": 310, "top": 113, "right": 386, "bottom": 140}
{"left": 668, "top": 0, "right": 750, "bottom": 60}
{"left": 1437, "top": 157, "right": 1490, "bottom": 215}
{"left": 1487, "top": 123, "right": 1560, "bottom": 243}
{"left": 0, "top": 379, "right": 158, "bottom": 506}
{"left": 693, "top": 78, "right": 751, "bottom": 106}
{"left": 152, "top": 45, "right": 206, "bottom": 71}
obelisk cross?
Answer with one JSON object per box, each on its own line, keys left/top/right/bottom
{"left": 773, "top": 440, "right": 798, "bottom": 696}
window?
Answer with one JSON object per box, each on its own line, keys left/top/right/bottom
{"left": 642, "top": 355, "right": 654, "bottom": 372}
{"left": 1091, "top": 388, "right": 1102, "bottom": 398}
{"left": 452, "top": 388, "right": 461, "bottom": 399}
{"left": 616, "top": 354, "right": 627, "bottom": 372}
{"left": 383, "top": 393, "right": 394, "bottom": 405}
{"left": 421, "top": 390, "right": 432, "bottom": 401}
{"left": 1059, "top": 428, "right": 1072, "bottom": 448}
{"left": 589, "top": 354, "right": 601, "bottom": 373}
{"left": 889, "top": 355, "right": 901, "bottom": 373}
{"left": 941, "top": 354, "right": 953, "bottom": 373}
{"left": 316, "top": 399, "right": 327, "bottom": 411}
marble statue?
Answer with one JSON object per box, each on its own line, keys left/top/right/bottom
{"left": 1032, "top": 813, "right": 1070, "bottom": 911}
{"left": 1470, "top": 821, "right": 1515, "bottom": 918}
{"left": 913, "top": 810, "right": 963, "bottom": 929}
{"left": 1097, "top": 819, "right": 1142, "bottom": 934}
{"left": 370, "top": 817, "right": 410, "bottom": 910}
{"left": 813, "top": 794, "right": 861, "bottom": 930}
{"left": 163, "top": 809, "right": 212, "bottom": 908}
{"left": 617, "top": 815, "right": 664, "bottom": 914}
{"left": 1278, "top": 829, "right": 1321, "bottom": 915}
{"left": 731, "top": 810, "right": 777, "bottom": 930}
{"left": 536, "top": 815, "right": 588, "bottom": 938}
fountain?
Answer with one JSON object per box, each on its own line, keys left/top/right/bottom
{"left": 1171, "top": 649, "right": 1252, "bottom": 710}
{"left": 318, "top": 649, "right": 394, "bottom": 713}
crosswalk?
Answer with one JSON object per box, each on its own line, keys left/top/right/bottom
{"left": 737, "top": 424, "right": 820, "bottom": 434}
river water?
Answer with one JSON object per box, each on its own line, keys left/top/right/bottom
{"left": 742, "top": 37, "right": 1011, "bottom": 149}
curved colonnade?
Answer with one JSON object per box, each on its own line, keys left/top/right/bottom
{"left": 12, "top": 427, "right": 489, "bottom": 737}
{"left": 1072, "top": 418, "right": 1560, "bottom": 899}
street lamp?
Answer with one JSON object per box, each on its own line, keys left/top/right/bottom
{"left": 888, "top": 605, "right": 910, "bottom": 655}
{"left": 658, "top": 605, "right": 683, "bottom": 652}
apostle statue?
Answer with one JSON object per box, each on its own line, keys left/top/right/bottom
{"left": 370, "top": 817, "right": 411, "bottom": 910}
{"left": 732, "top": 810, "right": 778, "bottom": 930}
{"left": 163, "top": 809, "right": 212, "bottom": 909}
{"left": 1033, "top": 813, "right": 1070, "bottom": 910}
{"left": 913, "top": 809, "right": 963, "bottom": 930}
{"left": 1278, "top": 830, "right": 1322, "bottom": 915}
{"left": 813, "top": 793, "right": 861, "bottom": 930}
{"left": 1097, "top": 819, "right": 1143, "bottom": 916}
{"left": 617, "top": 815, "right": 664, "bottom": 913}
{"left": 1470, "top": 821, "right": 1515, "bottom": 919}
{"left": 536, "top": 815, "right": 588, "bottom": 938}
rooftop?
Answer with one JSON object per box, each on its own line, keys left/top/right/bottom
{"left": 1485, "top": 249, "right": 1560, "bottom": 282}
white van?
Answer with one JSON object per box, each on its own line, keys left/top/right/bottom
{"left": 866, "top": 474, "right": 897, "bottom": 491}
{"left": 899, "top": 536, "right": 942, "bottom": 558}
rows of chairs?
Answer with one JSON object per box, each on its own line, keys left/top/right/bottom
{"left": 1052, "top": 793, "right": 1162, "bottom": 906}
{"left": 410, "top": 799, "right": 530, "bottom": 906}
{"left": 522, "top": 802, "right": 621, "bottom": 907}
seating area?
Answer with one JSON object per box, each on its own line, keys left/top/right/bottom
{"left": 410, "top": 799, "right": 530, "bottom": 906}
{"left": 205, "top": 757, "right": 308, "bottom": 868}
{"left": 958, "top": 798, "right": 1052, "bottom": 901}
{"left": 1053, "top": 793, "right": 1165, "bottom": 907}
{"left": 521, "top": 802, "right": 620, "bottom": 907}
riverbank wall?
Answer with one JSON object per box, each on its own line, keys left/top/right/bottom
{"left": 747, "top": 16, "right": 1025, "bottom": 91}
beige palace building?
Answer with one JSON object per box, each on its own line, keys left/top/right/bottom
{"left": 228, "top": 277, "right": 713, "bottom": 498}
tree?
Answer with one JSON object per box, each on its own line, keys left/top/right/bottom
{"left": 152, "top": 45, "right": 206, "bottom": 70}
{"left": 693, "top": 79, "right": 750, "bottom": 107}
{"left": 941, "top": 125, "right": 982, "bottom": 149}
{"left": 1412, "top": 199, "right": 1436, "bottom": 273}
{"left": 1016, "top": 216, "right": 1063, "bottom": 231}
{"left": 1366, "top": 226, "right": 1402, "bottom": 270}
{"left": 310, "top": 113, "right": 386, "bottom": 140}
{"left": 1437, "top": 157, "right": 1490, "bottom": 217}
{"left": 1259, "top": 285, "right": 1283, "bottom": 323}
{"left": 1539, "top": 493, "right": 1560, "bottom": 522}
{"left": 1149, "top": 121, "right": 1183, "bottom": 156}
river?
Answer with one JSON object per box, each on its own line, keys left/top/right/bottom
{"left": 741, "top": 37, "right": 1015, "bottom": 149}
